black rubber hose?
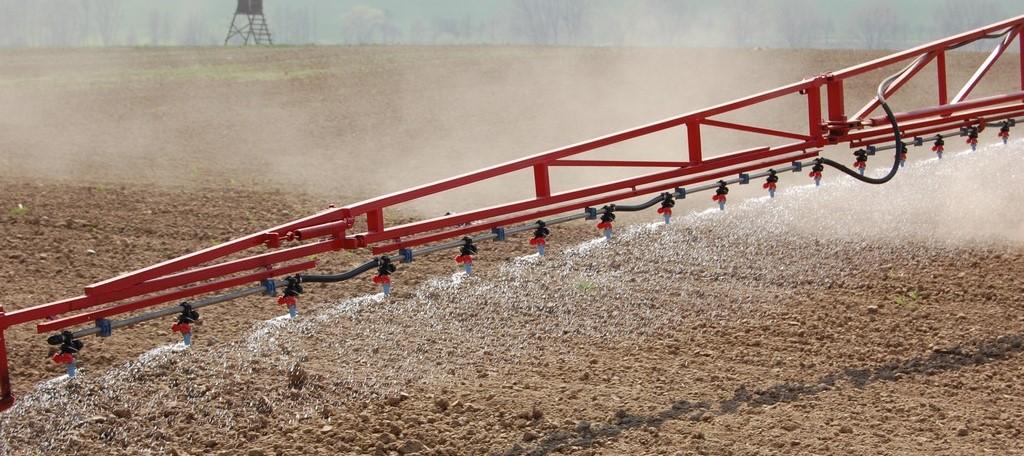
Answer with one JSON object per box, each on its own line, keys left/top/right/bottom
{"left": 948, "top": 29, "right": 1012, "bottom": 50}
{"left": 301, "top": 194, "right": 666, "bottom": 284}
{"left": 818, "top": 100, "right": 903, "bottom": 184}
{"left": 295, "top": 196, "right": 664, "bottom": 284}
{"left": 289, "top": 34, "right": 1016, "bottom": 287}
{"left": 299, "top": 258, "right": 380, "bottom": 283}
{"left": 818, "top": 52, "right": 913, "bottom": 185}
{"left": 296, "top": 60, "right": 932, "bottom": 286}
{"left": 607, "top": 194, "right": 666, "bottom": 212}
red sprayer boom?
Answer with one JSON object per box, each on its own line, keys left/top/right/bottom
{"left": 3, "top": 14, "right": 1024, "bottom": 411}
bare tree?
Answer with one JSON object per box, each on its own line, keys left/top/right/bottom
{"left": 430, "top": 15, "right": 483, "bottom": 44}
{"left": 430, "top": 17, "right": 462, "bottom": 43}
{"left": 512, "top": 0, "right": 554, "bottom": 44}
{"left": 854, "top": 2, "right": 904, "bottom": 50}
{"left": 148, "top": 10, "right": 162, "bottom": 45}
{"left": 125, "top": 27, "right": 137, "bottom": 46}
{"left": 161, "top": 13, "right": 172, "bottom": 46}
{"left": 43, "top": 1, "right": 75, "bottom": 46}
{"left": 76, "top": 0, "right": 94, "bottom": 45}
{"left": 933, "top": 0, "right": 1005, "bottom": 51}
{"left": 724, "top": 0, "right": 761, "bottom": 47}
{"left": 556, "top": 0, "right": 588, "bottom": 44}
{"left": 0, "top": 0, "right": 15, "bottom": 45}
{"left": 821, "top": 17, "right": 836, "bottom": 47}
{"left": 180, "top": 12, "right": 211, "bottom": 46}
{"left": 934, "top": 0, "right": 1004, "bottom": 35}
{"left": 17, "top": 0, "right": 37, "bottom": 45}
{"left": 776, "top": 0, "right": 825, "bottom": 49}
{"left": 511, "top": 0, "right": 590, "bottom": 45}
{"left": 642, "top": 0, "right": 701, "bottom": 45}
{"left": 274, "top": 6, "right": 315, "bottom": 45}
{"left": 341, "top": 6, "right": 398, "bottom": 44}
{"left": 409, "top": 19, "right": 428, "bottom": 44}
{"left": 94, "top": 0, "right": 122, "bottom": 45}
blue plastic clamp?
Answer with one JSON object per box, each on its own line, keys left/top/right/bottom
{"left": 399, "top": 248, "right": 414, "bottom": 263}
{"left": 96, "top": 318, "right": 112, "bottom": 337}
{"left": 738, "top": 173, "right": 750, "bottom": 185}
{"left": 261, "top": 279, "right": 277, "bottom": 297}
{"left": 491, "top": 227, "right": 506, "bottom": 241}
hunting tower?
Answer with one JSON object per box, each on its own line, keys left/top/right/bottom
{"left": 225, "top": 0, "right": 273, "bottom": 45}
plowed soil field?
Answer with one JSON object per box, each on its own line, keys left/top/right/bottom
{"left": 0, "top": 46, "right": 1022, "bottom": 455}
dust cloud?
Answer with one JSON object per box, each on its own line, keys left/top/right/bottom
{"left": 728, "top": 141, "right": 1024, "bottom": 245}
{"left": 2, "top": 130, "right": 1021, "bottom": 455}
{"left": 0, "top": 46, "right": 1019, "bottom": 222}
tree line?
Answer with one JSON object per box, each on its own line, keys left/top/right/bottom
{"left": 0, "top": 0, "right": 1015, "bottom": 49}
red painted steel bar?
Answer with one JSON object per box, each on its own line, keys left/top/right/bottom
{"left": 0, "top": 306, "right": 12, "bottom": 411}
{"left": 353, "top": 145, "right": 784, "bottom": 245}
{"left": 549, "top": 160, "right": 689, "bottom": 167}
{"left": 84, "top": 207, "right": 351, "bottom": 296}
{"left": 937, "top": 51, "right": 949, "bottom": 106}
{"left": 853, "top": 119, "right": 1010, "bottom": 149}
{"left": 3, "top": 14, "right": 1024, "bottom": 413}
{"left": 851, "top": 52, "right": 936, "bottom": 121}
{"left": 339, "top": 79, "right": 820, "bottom": 220}
{"left": 370, "top": 151, "right": 820, "bottom": 254}
{"left": 863, "top": 92, "right": 1024, "bottom": 128}
{"left": 806, "top": 85, "right": 823, "bottom": 140}
{"left": 135, "top": 240, "right": 338, "bottom": 294}
{"left": 686, "top": 121, "right": 702, "bottom": 163}
{"left": 701, "top": 118, "right": 812, "bottom": 141}
{"left": 4, "top": 239, "right": 341, "bottom": 328}
{"left": 13, "top": 14, "right": 1024, "bottom": 326}
{"left": 851, "top": 106, "right": 1024, "bottom": 147}
{"left": 293, "top": 220, "right": 348, "bottom": 241}
{"left": 830, "top": 16, "right": 1021, "bottom": 79}
{"left": 37, "top": 261, "right": 317, "bottom": 333}
{"left": 853, "top": 103, "right": 1024, "bottom": 142}
{"left": 953, "top": 27, "right": 1021, "bottom": 104}
{"left": 825, "top": 78, "right": 846, "bottom": 136}
{"left": 533, "top": 164, "right": 551, "bottom": 198}
{"left": 84, "top": 232, "right": 275, "bottom": 296}
{"left": 367, "top": 209, "right": 385, "bottom": 233}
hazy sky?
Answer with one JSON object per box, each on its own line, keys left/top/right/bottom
{"left": 0, "top": 0, "right": 1022, "bottom": 48}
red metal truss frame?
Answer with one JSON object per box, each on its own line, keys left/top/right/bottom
{"left": 3, "top": 14, "right": 1024, "bottom": 411}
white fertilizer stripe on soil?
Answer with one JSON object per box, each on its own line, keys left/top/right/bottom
{"left": 1, "top": 140, "right": 1020, "bottom": 454}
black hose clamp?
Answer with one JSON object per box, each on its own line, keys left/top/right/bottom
{"left": 854, "top": 149, "right": 869, "bottom": 163}
{"left": 533, "top": 220, "right": 550, "bottom": 239}
{"left": 660, "top": 193, "right": 676, "bottom": 209}
{"left": 177, "top": 303, "right": 200, "bottom": 325}
{"left": 459, "top": 237, "right": 478, "bottom": 257}
{"left": 599, "top": 205, "right": 616, "bottom": 224}
{"left": 46, "top": 330, "right": 84, "bottom": 356}
{"left": 283, "top": 275, "right": 303, "bottom": 298}
{"left": 715, "top": 181, "right": 729, "bottom": 196}
{"left": 377, "top": 256, "right": 397, "bottom": 277}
